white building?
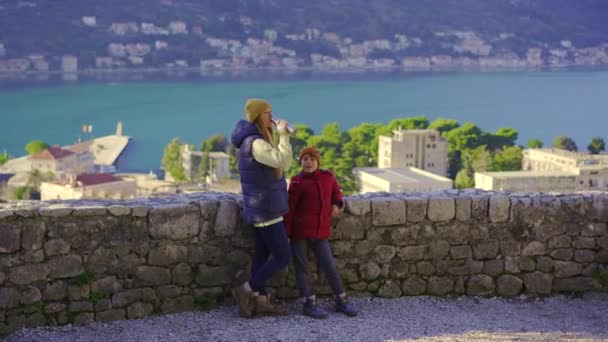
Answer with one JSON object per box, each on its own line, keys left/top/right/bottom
{"left": 61, "top": 55, "right": 78, "bottom": 73}
{"left": 28, "top": 146, "right": 94, "bottom": 177}
{"left": 356, "top": 167, "right": 453, "bottom": 193}
{"left": 82, "top": 16, "right": 97, "bottom": 27}
{"left": 40, "top": 173, "right": 137, "bottom": 200}
{"left": 181, "top": 145, "right": 231, "bottom": 182}
{"left": 476, "top": 148, "right": 608, "bottom": 192}
{"left": 378, "top": 129, "right": 449, "bottom": 177}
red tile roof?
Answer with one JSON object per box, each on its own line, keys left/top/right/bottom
{"left": 76, "top": 173, "right": 121, "bottom": 186}
{"left": 30, "top": 146, "right": 75, "bottom": 160}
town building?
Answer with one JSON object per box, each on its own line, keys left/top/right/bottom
{"left": 475, "top": 148, "right": 608, "bottom": 192}
{"left": 356, "top": 167, "right": 453, "bottom": 193}
{"left": 40, "top": 173, "right": 136, "bottom": 200}
{"left": 181, "top": 145, "right": 230, "bottom": 183}
{"left": 378, "top": 129, "right": 449, "bottom": 177}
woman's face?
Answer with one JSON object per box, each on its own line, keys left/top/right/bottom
{"left": 301, "top": 154, "right": 319, "bottom": 173}
{"left": 258, "top": 107, "right": 273, "bottom": 130}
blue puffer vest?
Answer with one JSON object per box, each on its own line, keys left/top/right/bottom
{"left": 231, "top": 119, "right": 289, "bottom": 224}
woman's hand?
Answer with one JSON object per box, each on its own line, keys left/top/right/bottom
{"left": 275, "top": 119, "right": 290, "bottom": 134}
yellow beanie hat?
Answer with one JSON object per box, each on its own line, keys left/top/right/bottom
{"left": 244, "top": 98, "right": 271, "bottom": 122}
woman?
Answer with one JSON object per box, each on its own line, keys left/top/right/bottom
{"left": 284, "top": 146, "right": 358, "bottom": 319}
{"left": 230, "top": 98, "right": 293, "bottom": 318}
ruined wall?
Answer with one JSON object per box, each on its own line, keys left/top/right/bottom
{"left": 0, "top": 190, "right": 607, "bottom": 334}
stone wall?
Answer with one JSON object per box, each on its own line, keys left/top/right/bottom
{"left": 0, "top": 190, "right": 607, "bottom": 334}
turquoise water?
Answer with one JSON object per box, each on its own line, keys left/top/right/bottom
{"left": 1, "top": 70, "right": 607, "bottom": 172}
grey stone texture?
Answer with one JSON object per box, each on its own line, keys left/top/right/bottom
{"left": 0, "top": 191, "right": 605, "bottom": 334}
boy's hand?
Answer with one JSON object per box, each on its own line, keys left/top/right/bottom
{"left": 331, "top": 205, "right": 341, "bottom": 217}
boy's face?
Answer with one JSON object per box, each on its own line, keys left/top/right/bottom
{"left": 301, "top": 154, "right": 318, "bottom": 173}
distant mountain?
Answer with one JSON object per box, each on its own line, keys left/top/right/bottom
{"left": 1, "top": 0, "right": 607, "bottom": 71}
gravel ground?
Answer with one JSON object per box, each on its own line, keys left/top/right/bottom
{"left": 4, "top": 295, "right": 608, "bottom": 342}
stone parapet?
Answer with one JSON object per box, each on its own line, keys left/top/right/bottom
{"left": 0, "top": 190, "right": 607, "bottom": 334}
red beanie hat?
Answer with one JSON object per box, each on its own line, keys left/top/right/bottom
{"left": 299, "top": 146, "right": 321, "bottom": 165}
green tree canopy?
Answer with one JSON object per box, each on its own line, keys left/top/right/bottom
{"left": 485, "top": 127, "right": 518, "bottom": 150}
{"left": 493, "top": 146, "right": 523, "bottom": 171}
{"left": 347, "top": 122, "right": 383, "bottom": 167}
{"left": 161, "top": 137, "right": 186, "bottom": 182}
{"left": 227, "top": 144, "right": 239, "bottom": 175}
{"left": 443, "top": 122, "right": 483, "bottom": 151}
{"left": 197, "top": 143, "right": 211, "bottom": 181}
{"left": 201, "top": 134, "right": 228, "bottom": 152}
{"left": 587, "top": 137, "right": 605, "bottom": 154}
{"left": 0, "top": 150, "right": 8, "bottom": 165}
{"left": 428, "top": 118, "right": 460, "bottom": 134}
{"left": 454, "top": 169, "right": 474, "bottom": 189}
{"left": 469, "top": 145, "right": 492, "bottom": 172}
{"left": 388, "top": 116, "right": 429, "bottom": 130}
{"left": 552, "top": 135, "right": 578, "bottom": 151}
{"left": 25, "top": 140, "right": 49, "bottom": 155}
{"left": 527, "top": 138, "right": 544, "bottom": 148}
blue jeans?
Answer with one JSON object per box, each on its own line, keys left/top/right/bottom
{"left": 249, "top": 221, "right": 292, "bottom": 295}
{"left": 292, "top": 239, "right": 345, "bottom": 298}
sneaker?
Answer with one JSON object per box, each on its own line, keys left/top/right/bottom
{"left": 335, "top": 297, "right": 358, "bottom": 317}
{"left": 231, "top": 285, "right": 253, "bottom": 318}
{"left": 303, "top": 299, "right": 329, "bottom": 319}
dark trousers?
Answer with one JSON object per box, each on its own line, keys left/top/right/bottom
{"left": 292, "top": 238, "right": 345, "bottom": 298}
{"left": 249, "top": 221, "right": 292, "bottom": 295}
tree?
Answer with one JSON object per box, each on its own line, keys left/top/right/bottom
{"left": 197, "top": 144, "right": 211, "bottom": 182}
{"left": 493, "top": 146, "right": 523, "bottom": 171}
{"left": 552, "top": 135, "right": 578, "bottom": 151}
{"left": 587, "top": 137, "right": 605, "bottom": 154}
{"left": 26, "top": 169, "right": 54, "bottom": 188}
{"left": 469, "top": 145, "right": 492, "bottom": 172}
{"left": 454, "top": 150, "right": 475, "bottom": 189}
{"left": 0, "top": 150, "right": 8, "bottom": 165}
{"left": 485, "top": 127, "right": 518, "bottom": 150}
{"left": 455, "top": 169, "right": 474, "bottom": 189}
{"left": 527, "top": 138, "right": 543, "bottom": 148}
{"left": 161, "top": 138, "right": 186, "bottom": 182}
{"left": 428, "top": 118, "right": 460, "bottom": 134}
{"left": 201, "top": 134, "right": 228, "bottom": 152}
{"left": 12, "top": 186, "right": 31, "bottom": 200}
{"left": 447, "top": 150, "right": 462, "bottom": 179}
{"left": 227, "top": 144, "right": 239, "bottom": 175}
{"left": 25, "top": 140, "right": 49, "bottom": 155}
{"left": 388, "top": 116, "right": 429, "bottom": 130}
{"left": 347, "top": 122, "right": 383, "bottom": 167}
{"left": 443, "top": 122, "right": 483, "bottom": 151}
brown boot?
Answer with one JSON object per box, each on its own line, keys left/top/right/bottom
{"left": 232, "top": 285, "right": 253, "bottom": 318}
{"left": 253, "top": 294, "right": 289, "bottom": 317}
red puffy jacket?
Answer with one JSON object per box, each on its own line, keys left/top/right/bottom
{"left": 284, "top": 169, "right": 344, "bottom": 240}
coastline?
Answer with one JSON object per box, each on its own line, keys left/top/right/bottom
{"left": 2, "top": 63, "right": 608, "bottom": 78}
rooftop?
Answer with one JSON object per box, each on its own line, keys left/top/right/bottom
{"left": 356, "top": 167, "right": 452, "bottom": 183}
{"left": 76, "top": 173, "right": 122, "bottom": 186}
{"left": 476, "top": 170, "right": 577, "bottom": 179}
{"left": 29, "top": 146, "right": 75, "bottom": 160}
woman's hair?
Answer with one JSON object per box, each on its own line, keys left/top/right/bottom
{"left": 255, "top": 118, "right": 283, "bottom": 179}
